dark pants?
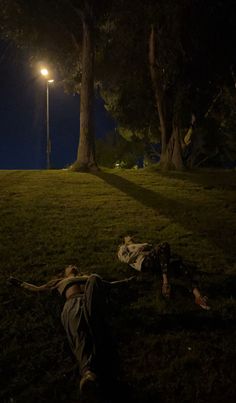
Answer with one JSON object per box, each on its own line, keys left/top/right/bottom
{"left": 141, "top": 242, "right": 198, "bottom": 292}
{"left": 61, "top": 274, "right": 108, "bottom": 376}
{"left": 141, "top": 242, "right": 170, "bottom": 274}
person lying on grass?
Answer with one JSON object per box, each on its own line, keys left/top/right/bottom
{"left": 117, "top": 236, "right": 210, "bottom": 311}
{"left": 8, "top": 266, "right": 135, "bottom": 401}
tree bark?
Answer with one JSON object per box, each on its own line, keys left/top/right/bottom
{"left": 149, "top": 26, "right": 184, "bottom": 170}
{"left": 72, "top": 14, "right": 98, "bottom": 171}
{"left": 161, "top": 126, "right": 184, "bottom": 170}
{"left": 149, "top": 26, "right": 167, "bottom": 155}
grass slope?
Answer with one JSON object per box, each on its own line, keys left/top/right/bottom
{"left": 0, "top": 168, "right": 236, "bottom": 403}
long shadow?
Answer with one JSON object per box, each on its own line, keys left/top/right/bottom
{"left": 157, "top": 170, "right": 236, "bottom": 191}
{"left": 93, "top": 171, "right": 236, "bottom": 259}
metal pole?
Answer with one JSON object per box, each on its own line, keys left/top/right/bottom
{"left": 46, "top": 80, "right": 51, "bottom": 169}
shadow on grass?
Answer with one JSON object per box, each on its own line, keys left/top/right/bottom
{"left": 157, "top": 169, "right": 236, "bottom": 191}
{"left": 93, "top": 171, "right": 235, "bottom": 258}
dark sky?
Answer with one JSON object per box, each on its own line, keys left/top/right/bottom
{"left": 0, "top": 41, "right": 116, "bottom": 169}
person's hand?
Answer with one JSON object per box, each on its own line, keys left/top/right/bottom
{"left": 8, "top": 276, "right": 23, "bottom": 287}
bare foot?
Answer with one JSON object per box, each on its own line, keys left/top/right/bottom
{"left": 195, "top": 295, "right": 210, "bottom": 310}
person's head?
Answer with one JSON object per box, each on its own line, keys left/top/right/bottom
{"left": 64, "top": 265, "right": 80, "bottom": 277}
{"left": 124, "top": 235, "right": 134, "bottom": 245}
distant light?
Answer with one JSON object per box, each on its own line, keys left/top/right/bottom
{"left": 40, "top": 68, "right": 49, "bottom": 76}
{"left": 48, "top": 79, "right": 54, "bottom": 83}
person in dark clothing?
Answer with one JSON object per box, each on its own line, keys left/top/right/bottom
{"left": 8, "top": 265, "right": 134, "bottom": 400}
{"left": 118, "top": 236, "right": 210, "bottom": 310}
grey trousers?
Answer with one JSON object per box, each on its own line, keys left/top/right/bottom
{"left": 61, "top": 274, "right": 108, "bottom": 376}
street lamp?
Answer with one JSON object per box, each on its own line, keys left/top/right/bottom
{"left": 40, "top": 68, "right": 54, "bottom": 169}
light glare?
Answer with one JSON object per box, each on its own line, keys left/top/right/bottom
{"left": 40, "top": 68, "right": 49, "bottom": 76}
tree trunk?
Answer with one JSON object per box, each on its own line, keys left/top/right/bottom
{"left": 149, "top": 26, "right": 184, "bottom": 171}
{"left": 149, "top": 26, "right": 167, "bottom": 155}
{"left": 72, "top": 16, "right": 98, "bottom": 171}
{"left": 161, "top": 125, "right": 184, "bottom": 170}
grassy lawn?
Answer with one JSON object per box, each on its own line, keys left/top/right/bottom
{"left": 0, "top": 168, "right": 235, "bottom": 403}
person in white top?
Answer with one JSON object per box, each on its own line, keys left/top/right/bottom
{"left": 117, "top": 236, "right": 210, "bottom": 311}
{"left": 8, "top": 265, "right": 134, "bottom": 400}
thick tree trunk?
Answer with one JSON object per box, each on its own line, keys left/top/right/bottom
{"left": 161, "top": 125, "right": 184, "bottom": 170}
{"left": 149, "top": 26, "right": 184, "bottom": 170}
{"left": 72, "top": 16, "right": 98, "bottom": 171}
{"left": 149, "top": 26, "right": 167, "bottom": 155}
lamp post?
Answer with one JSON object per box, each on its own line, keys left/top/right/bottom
{"left": 40, "top": 68, "right": 54, "bottom": 169}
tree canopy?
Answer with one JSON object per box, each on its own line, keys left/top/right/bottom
{"left": 97, "top": 0, "right": 236, "bottom": 169}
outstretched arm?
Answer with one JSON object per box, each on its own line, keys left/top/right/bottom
{"left": 103, "top": 276, "right": 136, "bottom": 287}
{"left": 8, "top": 276, "right": 61, "bottom": 292}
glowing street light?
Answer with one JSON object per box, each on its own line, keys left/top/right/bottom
{"left": 40, "top": 68, "right": 54, "bottom": 169}
{"left": 40, "top": 68, "right": 49, "bottom": 77}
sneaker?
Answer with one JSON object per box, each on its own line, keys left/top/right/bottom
{"left": 195, "top": 295, "right": 210, "bottom": 311}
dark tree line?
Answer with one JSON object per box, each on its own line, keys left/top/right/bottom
{"left": 0, "top": 0, "right": 236, "bottom": 170}
{"left": 98, "top": 0, "right": 236, "bottom": 169}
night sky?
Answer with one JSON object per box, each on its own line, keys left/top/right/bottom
{"left": 0, "top": 41, "right": 116, "bottom": 169}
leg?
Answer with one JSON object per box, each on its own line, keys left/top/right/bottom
{"left": 83, "top": 274, "right": 116, "bottom": 397}
{"left": 162, "top": 272, "right": 171, "bottom": 299}
{"left": 83, "top": 274, "right": 108, "bottom": 337}
{"left": 83, "top": 275, "right": 111, "bottom": 371}
{"left": 156, "top": 242, "right": 171, "bottom": 298}
{"left": 61, "top": 297, "right": 96, "bottom": 376}
{"left": 141, "top": 242, "right": 171, "bottom": 298}
{"left": 178, "top": 262, "right": 210, "bottom": 310}
{"left": 84, "top": 275, "right": 107, "bottom": 315}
